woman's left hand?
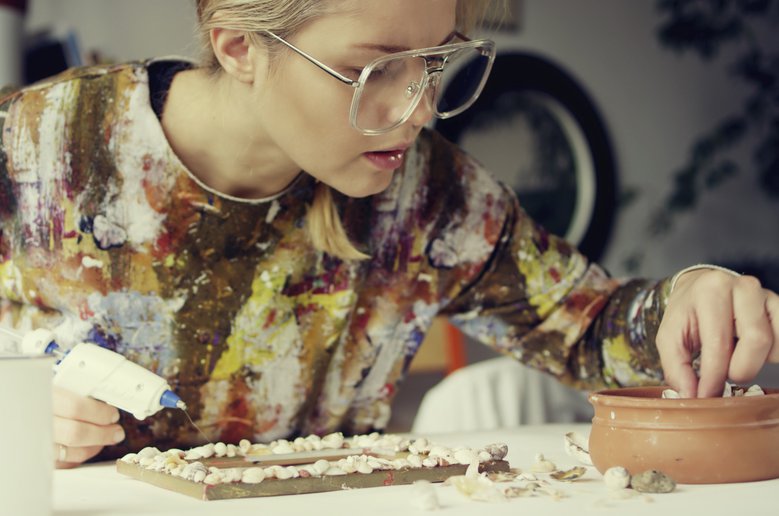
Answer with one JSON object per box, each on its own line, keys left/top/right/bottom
{"left": 655, "top": 269, "right": 779, "bottom": 398}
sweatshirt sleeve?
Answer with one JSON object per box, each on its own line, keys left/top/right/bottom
{"left": 437, "top": 164, "right": 671, "bottom": 392}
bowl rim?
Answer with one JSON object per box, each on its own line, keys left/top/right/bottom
{"left": 589, "top": 385, "right": 779, "bottom": 408}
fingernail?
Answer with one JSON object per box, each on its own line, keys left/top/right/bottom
{"left": 111, "top": 411, "right": 120, "bottom": 423}
{"left": 113, "top": 429, "right": 125, "bottom": 443}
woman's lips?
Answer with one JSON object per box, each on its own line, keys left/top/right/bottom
{"left": 363, "top": 148, "right": 407, "bottom": 170}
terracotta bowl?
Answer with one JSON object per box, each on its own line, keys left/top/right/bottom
{"left": 588, "top": 386, "right": 779, "bottom": 484}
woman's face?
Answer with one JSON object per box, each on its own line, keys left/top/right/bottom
{"left": 251, "top": 0, "right": 458, "bottom": 197}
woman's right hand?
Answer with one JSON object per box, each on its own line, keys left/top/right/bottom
{"left": 53, "top": 387, "right": 125, "bottom": 469}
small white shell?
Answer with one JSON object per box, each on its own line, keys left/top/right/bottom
{"left": 240, "top": 467, "right": 265, "bottom": 484}
{"left": 661, "top": 389, "right": 681, "bottom": 399}
{"left": 411, "top": 480, "right": 440, "bottom": 510}
{"left": 321, "top": 432, "right": 345, "bottom": 449}
{"left": 137, "top": 447, "right": 160, "bottom": 459}
{"left": 313, "top": 459, "right": 330, "bottom": 475}
{"left": 603, "top": 466, "right": 631, "bottom": 490}
{"left": 193, "top": 470, "right": 207, "bottom": 483}
{"left": 203, "top": 472, "right": 223, "bottom": 485}
{"left": 745, "top": 384, "right": 765, "bottom": 396}
{"left": 214, "top": 442, "right": 227, "bottom": 457}
{"left": 356, "top": 461, "right": 374, "bottom": 474}
{"left": 272, "top": 441, "right": 295, "bottom": 454}
{"left": 119, "top": 453, "right": 138, "bottom": 464}
{"left": 530, "top": 454, "right": 556, "bottom": 473}
{"left": 238, "top": 439, "right": 251, "bottom": 454}
{"left": 454, "top": 449, "right": 478, "bottom": 465}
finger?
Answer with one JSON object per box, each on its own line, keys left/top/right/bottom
{"left": 695, "top": 286, "right": 734, "bottom": 398}
{"left": 53, "top": 386, "right": 120, "bottom": 425}
{"left": 54, "top": 444, "right": 104, "bottom": 469}
{"left": 54, "top": 415, "right": 125, "bottom": 448}
{"left": 655, "top": 310, "right": 700, "bottom": 398}
{"left": 728, "top": 278, "right": 773, "bottom": 382}
{"left": 766, "top": 290, "right": 779, "bottom": 362}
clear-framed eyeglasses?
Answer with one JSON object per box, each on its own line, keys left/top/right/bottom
{"left": 264, "top": 31, "right": 496, "bottom": 135}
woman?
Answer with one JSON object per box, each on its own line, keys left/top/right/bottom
{"left": 0, "top": 0, "right": 776, "bottom": 469}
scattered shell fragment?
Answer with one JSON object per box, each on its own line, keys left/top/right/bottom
{"left": 630, "top": 470, "right": 676, "bottom": 493}
{"left": 745, "top": 384, "right": 765, "bottom": 396}
{"left": 603, "top": 466, "right": 631, "bottom": 490}
{"left": 411, "top": 480, "right": 440, "bottom": 510}
{"left": 563, "top": 432, "right": 593, "bottom": 465}
{"left": 487, "top": 468, "right": 522, "bottom": 482}
{"left": 661, "top": 389, "right": 681, "bottom": 399}
{"left": 504, "top": 482, "right": 541, "bottom": 498}
{"left": 549, "top": 466, "right": 587, "bottom": 482}
{"left": 530, "top": 453, "right": 556, "bottom": 473}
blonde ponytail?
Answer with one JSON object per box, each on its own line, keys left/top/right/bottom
{"left": 306, "top": 182, "right": 370, "bottom": 261}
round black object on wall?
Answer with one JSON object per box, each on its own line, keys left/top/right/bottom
{"left": 435, "top": 52, "right": 618, "bottom": 262}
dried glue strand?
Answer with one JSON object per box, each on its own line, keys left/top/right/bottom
{"left": 181, "top": 407, "right": 213, "bottom": 445}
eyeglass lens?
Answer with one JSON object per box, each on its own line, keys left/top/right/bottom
{"left": 354, "top": 46, "right": 492, "bottom": 132}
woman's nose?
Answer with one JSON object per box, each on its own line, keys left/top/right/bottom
{"left": 408, "top": 77, "right": 438, "bottom": 128}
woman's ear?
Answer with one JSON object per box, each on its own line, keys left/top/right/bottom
{"left": 210, "top": 28, "right": 261, "bottom": 83}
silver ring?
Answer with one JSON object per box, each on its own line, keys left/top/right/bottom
{"left": 57, "top": 444, "right": 67, "bottom": 463}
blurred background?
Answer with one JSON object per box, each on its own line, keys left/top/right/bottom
{"left": 2, "top": 0, "right": 778, "bottom": 432}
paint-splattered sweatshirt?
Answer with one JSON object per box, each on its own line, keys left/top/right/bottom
{"left": 0, "top": 60, "right": 670, "bottom": 457}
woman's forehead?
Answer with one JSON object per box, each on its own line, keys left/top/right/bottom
{"left": 300, "top": 0, "right": 457, "bottom": 51}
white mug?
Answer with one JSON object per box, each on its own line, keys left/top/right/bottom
{"left": 0, "top": 354, "right": 55, "bottom": 516}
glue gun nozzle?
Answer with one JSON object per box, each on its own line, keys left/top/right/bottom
{"left": 176, "top": 400, "right": 187, "bottom": 410}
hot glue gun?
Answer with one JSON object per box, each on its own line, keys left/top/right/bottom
{"left": 18, "top": 328, "right": 186, "bottom": 420}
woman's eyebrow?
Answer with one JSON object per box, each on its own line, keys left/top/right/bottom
{"left": 351, "top": 31, "right": 457, "bottom": 53}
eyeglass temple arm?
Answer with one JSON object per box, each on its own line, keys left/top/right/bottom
{"left": 263, "top": 31, "right": 359, "bottom": 88}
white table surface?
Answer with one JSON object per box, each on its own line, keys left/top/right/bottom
{"left": 54, "top": 423, "right": 778, "bottom": 516}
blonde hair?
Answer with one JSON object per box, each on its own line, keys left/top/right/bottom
{"left": 194, "top": 0, "right": 505, "bottom": 260}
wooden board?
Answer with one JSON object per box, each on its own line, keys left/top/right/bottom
{"left": 116, "top": 459, "right": 510, "bottom": 501}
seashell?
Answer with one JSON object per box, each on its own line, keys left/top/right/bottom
{"left": 226, "top": 444, "right": 238, "bottom": 457}
{"left": 242, "top": 467, "right": 265, "bottom": 484}
{"left": 477, "top": 450, "right": 492, "bottom": 462}
{"left": 203, "top": 473, "right": 223, "bottom": 485}
{"left": 324, "top": 466, "right": 347, "bottom": 476}
{"left": 530, "top": 454, "right": 556, "bottom": 473}
{"left": 321, "top": 432, "right": 345, "bottom": 449}
{"left": 411, "top": 480, "right": 440, "bottom": 510}
{"left": 422, "top": 457, "right": 438, "bottom": 468}
{"left": 505, "top": 483, "right": 540, "bottom": 498}
{"left": 454, "top": 449, "right": 478, "bottom": 465}
{"left": 293, "top": 437, "right": 307, "bottom": 451}
{"left": 200, "top": 443, "right": 216, "bottom": 458}
{"left": 356, "top": 461, "right": 374, "bottom": 474}
{"left": 745, "top": 384, "right": 765, "bottom": 396}
{"left": 392, "top": 458, "right": 410, "bottom": 470}
{"left": 549, "top": 466, "right": 587, "bottom": 482}
{"left": 238, "top": 439, "right": 252, "bottom": 454}
{"left": 119, "top": 453, "right": 138, "bottom": 464}
{"left": 184, "top": 449, "right": 203, "bottom": 461}
{"left": 284, "top": 466, "right": 299, "bottom": 479}
{"left": 483, "top": 443, "right": 508, "bottom": 460}
{"left": 603, "top": 466, "right": 631, "bottom": 489}
{"left": 193, "top": 470, "right": 207, "bottom": 483}
{"left": 630, "top": 470, "right": 676, "bottom": 493}
{"left": 272, "top": 440, "right": 294, "bottom": 455}
{"left": 338, "top": 459, "right": 357, "bottom": 474}
{"left": 313, "top": 459, "right": 330, "bottom": 476}
{"left": 137, "top": 447, "right": 161, "bottom": 459}
{"left": 214, "top": 442, "right": 227, "bottom": 457}
{"left": 661, "top": 389, "right": 681, "bottom": 399}
{"left": 563, "top": 432, "right": 593, "bottom": 466}
{"left": 722, "top": 382, "right": 734, "bottom": 397}
{"left": 407, "top": 454, "right": 423, "bottom": 468}
{"left": 223, "top": 468, "right": 243, "bottom": 483}
{"left": 139, "top": 457, "right": 155, "bottom": 468}
{"left": 427, "top": 445, "right": 449, "bottom": 458}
